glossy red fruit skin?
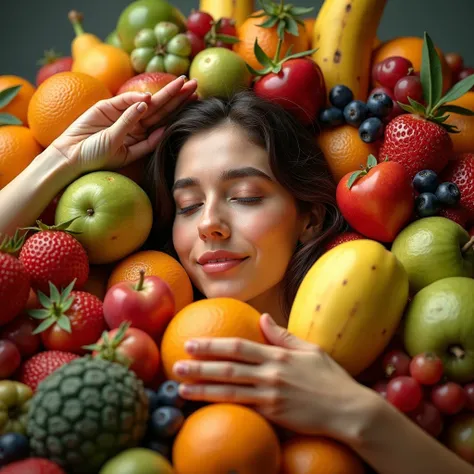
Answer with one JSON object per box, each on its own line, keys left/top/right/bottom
{"left": 378, "top": 56, "right": 414, "bottom": 89}
{"left": 253, "top": 58, "right": 326, "bottom": 126}
{"left": 336, "top": 161, "right": 414, "bottom": 242}
{"left": 386, "top": 376, "right": 423, "bottom": 413}
{"left": 408, "top": 400, "right": 444, "bottom": 437}
{"left": 438, "top": 206, "right": 471, "bottom": 229}
{"left": 380, "top": 114, "right": 453, "bottom": 179}
{"left": 217, "top": 18, "right": 237, "bottom": 37}
{"left": 185, "top": 30, "right": 206, "bottom": 58}
{"left": 323, "top": 231, "right": 365, "bottom": 252}
{"left": 431, "top": 382, "right": 467, "bottom": 415}
{"left": 0, "top": 340, "right": 21, "bottom": 379}
{"left": 382, "top": 350, "right": 411, "bottom": 379}
{"left": 187, "top": 10, "right": 214, "bottom": 38}
{"left": 36, "top": 57, "right": 73, "bottom": 86}
{"left": 409, "top": 353, "right": 444, "bottom": 386}
{"left": 0, "top": 313, "right": 41, "bottom": 357}
{"left": 0, "top": 457, "right": 66, "bottom": 474}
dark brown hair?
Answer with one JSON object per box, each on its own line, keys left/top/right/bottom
{"left": 145, "top": 90, "right": 345, "bottom": 316}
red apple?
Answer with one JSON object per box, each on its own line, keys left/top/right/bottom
{"left": 0, "top": 313, "right": 41, "bottom": 357}
{"left": 103, "top": 270, "right": 175, "bottom": 339}
{"left": 116, "top": 72, "right": 178, "bottom": 96}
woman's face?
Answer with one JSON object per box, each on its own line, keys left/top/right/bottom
{"left": 171, "top": 122, "right": 307, "bottom": 306}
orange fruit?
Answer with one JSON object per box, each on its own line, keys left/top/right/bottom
{"left": 107, "top": 250, "right": 193, "bottom": 313}
{"left": 160, "top": 297, "right": 266, "bottom": 381}
{"left": 304, "top": 18, "right": 315, "bottom": 48}
{"left": 27, "top": 72, "right": 111, "bottom": 148}
{"left": 372, "top": 37, "right": 452, "bottom": 93}
{"left": 173, "top": 403, "right": 281, "bottom": 474}
{"left": 280, "top": 436, "right": 366, "bottom": 474}
{"left": 445, "top": 91, "right": 474, "bottom": 154}
{"left": 0, "top": 75, "right": 36, "bottom": 126}
{"left": 0, "top": 126, "right": 43, "bottom": 190}
{"left": 83, "top": 264, "right": 113, "bottom": 301}
{"left": 316, "top": 125, "right": 380, "bottom": 183}
{"left": 72, "top": 44, "right": 134, "bottom": 95}
{"left": 235, "top": 11, "right": 308, "bottom": 71}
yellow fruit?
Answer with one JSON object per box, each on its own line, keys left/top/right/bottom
{"left": 199, "top": 0, "right": 254, "bottom": 27}
{"left": 288, "top": 239, "right": 409, "bottom": 376}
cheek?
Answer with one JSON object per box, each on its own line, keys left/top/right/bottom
{"left": 172, "top": 221, "right": 194, "bottom": 262}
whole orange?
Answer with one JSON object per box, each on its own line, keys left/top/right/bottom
{"left": 72, "top": 44, "right": 134, "bottom": 95}
{"left": 280, "top": 436, "right": 366, "bottom": 474}
{"left": 0, "top": 75, "right": 36, "bottom": 126}
{"left": 27, "top": 72, "right": 111, "bottom": 148}
{"left": 107, "top": 250, "right": 193, "bottom": 313}
{"left": 445, "top": 91, "right": 474, "bottom": 154}
{"left": 372, "top": 37, "right": 452, "bottom": 93}
{"left": 235, "top": 11, "right": 308, "bottom": 71}
{"left": 316, "top": 125, "right": 380, "bottom": 183}
{"left": 0, "top": 126, "right": 43, "bottom": 190}
{"left": 160, "top": 297, "right": 266, "bottom": 381}
{"left": 173, "top": 403, "right": 281, "bottom": 474}
{"left": 304, "top": 18, "right": 315, "bottom": 48}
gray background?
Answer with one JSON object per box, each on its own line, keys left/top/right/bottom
{"left": 1, "top": 0, "right": 473, "bottom": 84}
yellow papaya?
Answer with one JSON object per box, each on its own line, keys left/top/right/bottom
{"left": 287, "top": 239, "right": 409, "bottom": 376}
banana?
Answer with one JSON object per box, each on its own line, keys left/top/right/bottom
{"left": 312, "top": 0, "right": 387, "bottom": 102}
{"left": 287, "top": 239, "right": 409, "bottom": 376}
{"left": 199, "top": 0, "right": 255, "bottom": 27}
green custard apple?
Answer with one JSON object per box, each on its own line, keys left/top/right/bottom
{"left": 403, "top": 276, "right": 474, "bottom": 384}
{"left": 27, "top": 357, "right": 149, "bottom": 473}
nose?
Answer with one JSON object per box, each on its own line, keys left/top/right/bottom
{"left": 198, "top": 203, "right": 231, "bottom": 241}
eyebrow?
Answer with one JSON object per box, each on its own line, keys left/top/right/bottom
{"left": 171, "top": 167, "right": 274, "bottom": 193}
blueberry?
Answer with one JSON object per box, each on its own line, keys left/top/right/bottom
{"left": 142, "top": 438, "right": 171, "bottom": 459}
{"left": 329, "top": 85, "right": 354, "bottom": 109}
{"left": 367, "top": 92, "right": 394, "bottom": 118}
{"left": 156, "top": 380, "right": 185, "bottom": 408}
{"left": 150, "top": 406, "right": 185, "bottom": 439}
{"left": 358, "top": 117, "right": 384, "bottom": 143}
{"left": 145, "top": 388, "right": 160, "bottom": 414}
{"left": 412, "top": 170, "right": 439, "bottom": 194}
{"left": 415, "top": 192, "right": 440, "bottom": 217}
{"left": 319, "top": 107, "right": 344, "bottom": 127}
{"left": 343, "top": 100, "right": 369, "bottom": 127}
{"left": 0, "top": 433, "right": 30, "bottom": 466}
{"left": 435, "top": 182, "right": 461, "bottom": 206}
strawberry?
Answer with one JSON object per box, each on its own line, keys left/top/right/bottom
{"left": 440, "top": 153, "right": 474, "bottom": 215}
{"left": 379, "top": 33, "right": 474, "bottom": 179}
{"left": 0, "top": 457, "right": 66, "bottom": 474}
{"left": 36, "top": 49, "right": 73, "bottom": 87}
{"left": 0, "top": 230, "right": 30, "bottom": 325}
{"left": 323, "top": 231, "right": 365, "bottom": 252}
{"left": 29, "top": 280, "right": 106, "bottom": 354}
{"left": 438, "top": 206, "right": 471, "bottom": 228}
{"left": 19, "top": 218, "right": 89, "bottom": 295}
{"left": 18, "top": 350, "right": 79, "bottom": 391}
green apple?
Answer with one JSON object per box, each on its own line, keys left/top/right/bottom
{"left": 403, "top": 276, "right": 474, "bottom": 383}
{"left": 55, "top": 171, "right": 153, "bottom": 265}
{"left": 99, "top": 448, "right": 173, "bottom": 474}
{"left": 391, "top": 217, "right": 474, "bottom": 294}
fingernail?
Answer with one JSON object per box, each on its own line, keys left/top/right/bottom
{"left": 185, "top": 340, "right": 198, "bottom": 353}
{"left": 179, "top": 75, "right": 187, "bottom": 80}
{"left": 137, "top": 102, "right": 147, "bottom": 112}
{"left": 180, "top": 384, "right": 195, "bottom": 395}
{"left": 174, "top": 363, "right": 189, "bottom": 376}
{"left": 264, "top": 313, "right": 276, "bottom": 325}
{"left": 143, "top": 91, "right": 152, "bottom": 97}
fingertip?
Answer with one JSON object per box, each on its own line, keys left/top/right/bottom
{"left": 137, "top": 101, "right": 148, "bottom": 113}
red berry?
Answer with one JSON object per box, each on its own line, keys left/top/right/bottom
{"left": 382, "top": 350, "right": 411, "bottom": 379}
{"left": 394, "top": 75, "right": 424, "bottom": 105}
{"left": 187, "top": 10, "right": 214, "bottom": 38}
{"left": 409, "top": 400, "right": 444, "bottom": 438}
{"left": 372, "top": 61, "right": 384, "bottom": 85}
{"left": 445, "top": 53, "right": 464, "bottom": 79}
{"left": 372, "top": 380, "right": 389, "bottom": 398}
{"left": 0, "top": 340, "right": 21, "bottom": 379}
{"left": 378, "top": 56, "right": 414, "bottom": 89}
{"left": 217, "top": 17, "right": 237, "bottom": 37}
{"left": 185, "top": 30, "right": 206, "bottom": 58}
{"left": 431, "top": 382, "right": 467, "bottom": 415}
{"left": 0, "top": 313, "right": 41, "bottom": 357}
{"left": 465, "top": 383, "right": 474, "bottom": 411}
{"left": 409, "top": 352, "right": 444, "bottom": 385}
{"left": 386, "top": 376, "right": 423, "bottom": 412}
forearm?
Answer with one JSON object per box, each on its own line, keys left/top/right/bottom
{"left": 0, "top": 147, "right": 78, "bottom": 237}
{"left": 351, "top": 393, "right": 474, "bottom": 474}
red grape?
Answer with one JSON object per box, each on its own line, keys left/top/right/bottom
{"left": 187, "top": 10, "right": 214, "bottom": 38}
{"left": 217, "top": 18, "right": 237, "bottom": 37}
{"left": 185, "top": 30, "right": 206, "bottom": 58}
{"left": 386, "top": 376, "right": 423, "bottom": 413}
{"left": 465, "top": 383, "right": 474, "bottom": 411}
{"left": 372, "top": 61, "right": 383, "bottom": 85}
{"left": 409, "top": 400, "right": 444, "bottom": 438}
{"left": 0, "top": 340, "right": 21, "bottom": 378}
{"left": 445, "top": 53, "right": 464, "bottom": 78}
{"left": 0, "top": 313, "right": 41, "bottom": 357}
{"left": 378, "top": 56, "right": 414, "bottom": 89}
{"left": 394, "top": 76, "right": 424, "bottom": 105}
{"left": 372, "top": 380, "right": 389, "bottom": 398}
{"left": 409, "top": 352, "right": 444, "bottom": 386}
{"left": 382, "top": 350, "right": 411, "bottom": 379}
{"left": 431, "top": 382, "right": 467, "bottom": 415}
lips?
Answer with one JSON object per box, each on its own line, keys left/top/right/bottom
{"left": 197, "top": 250, "right": 248, "bottom": 265}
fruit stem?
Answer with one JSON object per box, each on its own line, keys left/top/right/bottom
{"left": 449, "top": 345, "right": 466, "bottom": 359}
{"left": 273, "top": 37, "right": 284, "bottom": 63}
{"left": 461, "top": 236, "right": 474, "bottom": 254}
{"left": 134, "top": 269, "right": 146, "bottom": 292}
{"left": 68, "top": 10, "right": 86, "bottom": 37}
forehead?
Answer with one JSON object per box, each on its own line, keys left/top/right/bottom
{"left": 174, "top": 123, "right": 273, "bottom": 180}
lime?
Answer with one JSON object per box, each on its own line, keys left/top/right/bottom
{"left": 189, "top": 47, "right": 252, "bottom": 99}
{"left": 99, "top": 448, "right": 173, "bottom": 474}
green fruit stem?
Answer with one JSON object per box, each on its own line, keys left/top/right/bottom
{"left": 461, "top": 236, "right": 474, "bottom": 254}
{"left": 134, "top": 269, "right": 146, "bottom": 291}
{"left": 68, "top": 10, "right": 86, "bottom": 37}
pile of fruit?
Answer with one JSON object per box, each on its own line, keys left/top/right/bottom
{"left": 2, "top": 0, "right": 474, "bottom": 472}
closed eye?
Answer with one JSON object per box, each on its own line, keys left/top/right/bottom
{"left": 176, "top": 197, "right": 263, "bottom": 216}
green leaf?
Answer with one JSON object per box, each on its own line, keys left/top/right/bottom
{"left": 397, "top": 102, "right": 417, "bottom": 114}
{"left": 28, "top": 308, "right": 51, "bottom": 320}
{"left": 435, "top": 74, "right": 474, "bottom": 107}
{"left": 32, "top": 317, "right": 57, "bottom": 335}
{"left": 277, "top": 21, "right": 286, "bottom": 40}
{"left": 254, "top": 39, "right": 273, "bottom": 68}
{"left": 214, "top": 34, "right": 241, "bottom": 44}
{"left": 258, "top": 16, "right": 279, "bottom": 29}
{"left": 346, "top": 170, "right": 365, "bottom": 189}
{"left": 60, "top": 279, "right": 76, "bottom": 303}
{"left": 435, "top": 104, "right": 474, "bottom": 117}
{"left": 57, "top": 315, "right": 72, "bottom": 333}
{"left": 0, "top": 85, "right": 22, "bottom": 109}
{"left": 367, "top": 154, "right": 378, "bottom": 168}
{"left": 285, "top": 16, "right": 300, "bottom": 37}
{"left": 0, "top": 113, "right": 22, "bottom": 126}
{"left": 283, "top": 48, "right": 318, "bottom": 61}
{"left": 49, "top": 282, "right": 61, "bottom": 303}
{"left": 288, "top": 6, "right": 314, "bottom": 16}
{"left": 407, "top": 97, "right": 427, "bottom": 115}
{"left": 420, "top": 32, "right": 443, "bottom": 114}
{"left": 82, "top": 343, "right": 102, "bottom": 352}
{"left": 37, "top": 290, "right": 52, "bottom": 310}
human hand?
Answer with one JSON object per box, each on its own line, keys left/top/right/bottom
{"left": 50, "top": 76, "right": 197, "bottom": 177}
{"left": 172, "top": 313, "right": 376, "bottom": 443}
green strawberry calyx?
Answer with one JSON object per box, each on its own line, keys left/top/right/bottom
{"left": 21, "top": 216, "right": 82, "bottom": 235}
{"left": 0, "top": 85, "right": 23, "bottom": 126}
{"left": 204, "top": 18, "right": 241, "bottom": 48}
{"left": 399, "top": 31, "right": 474, "bottom": 133}
{"left": 83, "top": 321, "right": 133, "bottom": 367}
{"left": 0, "top": 229, "right": 27, "bottom": 256}
{"left": 29, "top": 279, "right": 77, "bottom": 335}
{"left": 37, "top": 49, "right": 64, "bottom": 66}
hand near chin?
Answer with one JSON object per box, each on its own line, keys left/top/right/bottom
{"left": 172, "top": 313, "right": 371, "bottom": 440}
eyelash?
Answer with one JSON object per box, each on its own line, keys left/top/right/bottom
{"left": 176, "top": 197, "right": 263, "bottom": 215}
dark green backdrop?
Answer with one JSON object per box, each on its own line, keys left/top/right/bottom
{"left": 1, "top": 0, "right": 473, "bottom": 84}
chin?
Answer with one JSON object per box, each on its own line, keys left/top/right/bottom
{"left": 198, "top": 280, "right": 258, "bottom": 302}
